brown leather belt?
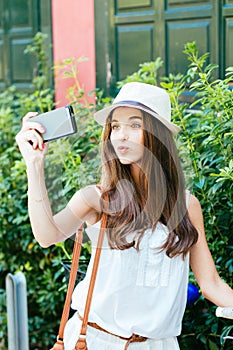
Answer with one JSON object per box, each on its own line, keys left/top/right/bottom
{"left": 77, "top": 312, "right": 148, "bottom": 350}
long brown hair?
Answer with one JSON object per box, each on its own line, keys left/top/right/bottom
{"left": 100, "top": 109, "right": 198, "bottom": 257}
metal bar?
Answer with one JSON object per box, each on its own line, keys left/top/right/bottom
{"left": 6, "top": 272, "right": 29, "bottom": 350}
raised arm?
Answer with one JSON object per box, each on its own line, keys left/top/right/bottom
{"left": 15, "top": 112, "right": 101, "bottom": 247}
{"left": 188, "top": 194, "right": 233, "bottom": 307}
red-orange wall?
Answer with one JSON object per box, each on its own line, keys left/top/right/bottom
{"left": 52, "top": 0, "right": 96, "bottom": 107}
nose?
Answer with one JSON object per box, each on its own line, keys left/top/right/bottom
{"left": 118, "top": 125, "right": 129, "bottom": 141}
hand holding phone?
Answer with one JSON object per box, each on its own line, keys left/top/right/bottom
{"left": 27, "top": 106, "right": 77, "bottom": 142}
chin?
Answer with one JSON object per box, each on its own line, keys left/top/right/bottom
{"left": 119, "top": 159, "right": 132, "bottom": 165}
{"left": 118, "top": 157, "right": 141, "bottom": 165}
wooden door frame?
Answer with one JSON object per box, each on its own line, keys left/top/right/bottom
{"left": 94, "top": 0, "right": 232, "bottom": 95}
{"left": 94, "top": 0, "right": 112, "bottom": 95}
{"left": 0, "top": 0, "right": 52, "bottom": 91}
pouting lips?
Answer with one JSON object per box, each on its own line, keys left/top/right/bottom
{"left": 117, "top": 146, "right": 130, "bottom": 153}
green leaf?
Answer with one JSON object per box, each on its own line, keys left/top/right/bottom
{"left": 208, "top": 339, "right": 219, "bottom": 350}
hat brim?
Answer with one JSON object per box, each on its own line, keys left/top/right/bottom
{"left": 94, "top": 103, "right": 181, "bottom": 135}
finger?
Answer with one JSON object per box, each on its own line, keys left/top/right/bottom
{"left": 16, "top": 128, "right": 43, "bottom": 146}
{"left": 26, "top": 130, "right": 40, "bottom": 149}
{"left": 41, "top": 141, "right": 49, "bottom": 153}
{"left": 38, "top": 137, "right": 46, "bottom": 151}
{"left": 22, "top": 120, "right": 46, "bottom": 134}
{"left": 22, "top": 112, "right": 38, "bottom": 123}
{"left": 23, "top": 129, "right": 43, "bottom": 150}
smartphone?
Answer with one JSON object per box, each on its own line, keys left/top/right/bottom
{"left": 27, "top": 105, "right": 77, "bottom": 142}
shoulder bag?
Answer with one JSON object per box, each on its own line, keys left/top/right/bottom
{"left": 50, "top": 196, "right": 108, "bottom": 350}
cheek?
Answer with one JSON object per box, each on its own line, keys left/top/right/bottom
{"left": 109, "top": 133, "right": 114, "bottom": 145}
{"left": 137, "top": 131, "right": 145, "bottom": 155}
{"left": 109, "top": 135, "right": 117, "bottom": 152}
{"left": 137, "top": 130, "right": 144, "bottom": 146}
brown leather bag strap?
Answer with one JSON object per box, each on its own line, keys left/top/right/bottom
{"left": 56, "top": 224, "right": 84, "bottom": 342}
{"left": 78, "top": 193, "right": 108, "bottom": 341}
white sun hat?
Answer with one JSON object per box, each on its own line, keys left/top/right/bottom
{"left": 94, "top": 82, "right": 180, "bottom": 135}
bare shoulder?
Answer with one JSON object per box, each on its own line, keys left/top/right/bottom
{"left": 187, "top": 193, "right": 202, "bottom": 210}
{"left": 80, "top": 184, "right": 102, "bottom": 210}
{"left": 76, "top": 184, "right": 102, "bottom": 211}
{"left": 67, "top": 184, "right": 102, "bottom": 221}
{"left": 187, "top": 193, "right": 204, "bottom": 232}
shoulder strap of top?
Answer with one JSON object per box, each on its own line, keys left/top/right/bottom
{"left": 95, "top": 184, "right": 102, "bottom": 196}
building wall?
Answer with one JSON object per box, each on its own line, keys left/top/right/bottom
{"left": 52, "top": 0, "right": 96, "bottom": 106}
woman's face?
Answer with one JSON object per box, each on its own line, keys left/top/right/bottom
{"left": 110, "top": 107, "right": 144, "bottom": 165}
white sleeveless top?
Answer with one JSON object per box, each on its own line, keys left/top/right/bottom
{"left": 71, "top": 193, "right": 190, "bottom": 339}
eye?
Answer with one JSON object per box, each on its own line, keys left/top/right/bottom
{"left": 131, "top": 122, "right": 142, "bottom": 129}
{"left": 111, "top": 123, "right": 120, "bottom": 130}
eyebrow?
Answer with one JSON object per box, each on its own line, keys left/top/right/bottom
{"left": 111, "top": 116, "right": 142, "bottom": 123}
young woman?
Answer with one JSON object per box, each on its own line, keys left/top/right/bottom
{"left": 16, "top": 82, "right": 233, "bottom": 350}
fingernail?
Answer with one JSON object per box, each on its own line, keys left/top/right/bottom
{"left": 42, "top": 143, "right": 45, "bottom": 149}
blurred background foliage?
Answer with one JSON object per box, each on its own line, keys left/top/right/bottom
{"left": 0, "top": 34, "right": 232, "bottom": 349}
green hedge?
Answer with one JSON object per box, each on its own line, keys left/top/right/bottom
{"left": 0, "top": 36, "right": 232, "bottom": 349}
